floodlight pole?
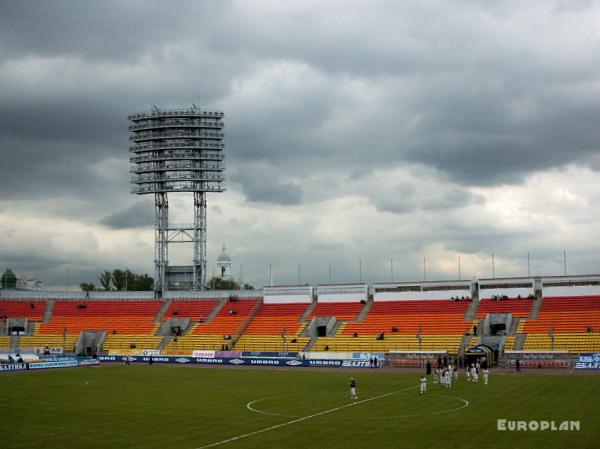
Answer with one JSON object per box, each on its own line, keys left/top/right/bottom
{"left": 154, "top": 192, "right": 169, "bottom": 296}
{"left": 193, "top": 192, "right": 207, "bottom": 290}
{"left": 129, "top": 106, "right": 225, "bottom": 297}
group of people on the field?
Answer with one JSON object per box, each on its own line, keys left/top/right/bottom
{"left": 419, "top": 357, "right": 489, "bottom": 394}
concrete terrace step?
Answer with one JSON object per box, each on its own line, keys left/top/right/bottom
{"left": 514, "top": 333, "right": 527, "bottom": 350}
{"left": 304, "top": 335, "right": 318, "bottom": 352}
{"left": 43, "top": 299, "right": 55, "bottom": 323}
{"left": 154, "top": 298, "right": 173, "bottom": 323}
{"left": 158, "top": 336, "right": 173, "bottom": 351}
{"left": 509, "top": 317, "right": 521, "bottom": 335}
{"left": 299, "top": 300, "right": 318, "bottom": 323}
{"left": 356, "top": 298, "right": 373, "bottom": 322}
{"left": 206, "top": 297, "right": 229, "bottom": 323}
{"left": 464, "top": 298, "right": 480, "bottom": 320}
{"left": 530, "top": 296, "right": 544, "bottom": 319}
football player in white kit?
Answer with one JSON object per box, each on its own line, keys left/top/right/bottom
{"left": 483, "top": 368, "right": 489, "bottom": 385}
{"left": 420, "top": 375, "right": 427, "bottom": 394}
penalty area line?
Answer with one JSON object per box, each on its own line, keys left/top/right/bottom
{"left": 195, "top": 384, "right": 416, "bottom": 449}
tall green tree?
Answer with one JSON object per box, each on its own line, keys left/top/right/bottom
{"left": 112, "top": 269, "right": 126, "bottom": 291}
{"left": 131, "top": 273, "right": 153, "bottom": 291}
{"left": 80, "top": 282, "right": 96, "bottom": 292}
{"left": 99, "top": 270, "right": 112, "bottom": 291}
{"left": 208, "top": 277, "right": 240, "bottom": 290}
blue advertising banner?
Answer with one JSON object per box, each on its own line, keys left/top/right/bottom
{"left": 241, "top": 351, "right": 299, "bottom": 359}
{"left": 0, "top": 363, "right": 28, "bottom": 372}
{"left": 98, "top": 355, "right": 375, "bottom": 368}
{"left": 29, "top": 360, "right": 79, "bottom": 370}
{"left": 574, "top": 353, "right": 600, "bottom": 370}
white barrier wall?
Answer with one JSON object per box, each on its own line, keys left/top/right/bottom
{"left": 542, "top": 285, "right": 600, "bottom": 297}
{"left": 318, "top": 293, "right": 365, "bottom": 303}
{"left": 479, "top": 288, "right": 534, "bottom": 299}
{"left": 263, "top": 294, "right": 312, "bottom": 304}
{"left": 374, "top": 290, "right": 470, "bottom": 301}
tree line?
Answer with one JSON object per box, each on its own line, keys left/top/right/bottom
{"left": 80, "top": 269, "right": 153, "bottom": 291}
{"left": 80, "top": 271, "right": 254, "bottom": 291}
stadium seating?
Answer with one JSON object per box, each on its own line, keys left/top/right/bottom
{"left": 343, "top": 300, "right": 471, "bottom": 335}
{"left": 234, "top": 303, "right": 310, "bottom": 352}
{"left": 38, "top": 300, "right": 162, "bottom": 335}
{"left": 520, "top": 296, "right": 600, "bottom": 353}
{"left": 476, "top": 299, "right": 534, "bottom": 318}
{"left": 102, "top": 334, "right": 163, "bottom": 353}
{"left": 309, "top": 302, "right": 364, "bottom": 320}
{"left": 163, "top": 298, "right": 260, "bottom": 354}
{"left": 163, "top": 299, "right": 220, "bottom": 321}
{"left": 0, "top": 300, "right": 45, "bottom": 320}
{"left": 312, "top": 300, "right": 472, "bottom": 354}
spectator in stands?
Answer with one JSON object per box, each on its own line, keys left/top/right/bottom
{"left": 473, "top": 325, "right": 478, "bottom": 336}
{"left": 353, "top": 332, "right": 359, "bottom": 338}
{"left": 324, "top": 345, "right": 329, "bottom": 351}
{"left": 199, "top": 316, "right": 204, "bottom": 323}
{"left": 587, "top": 326, "right": 593, "bottom": 333}
{"left": 30, "top": 302, "right": 35, "bottom": 309}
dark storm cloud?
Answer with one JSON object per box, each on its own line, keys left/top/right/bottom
{"left": 1, "top": 0, "right": 599, "bottom": 199}
{"left": 99, "top": 201, "right": 155, "bottom": 229}
{"left": 0, "top": 1, "right": 230, "bottom": 62}
{"left": 234, "top": 166, "right": 303, "bottom": 205}
{"left": 1, "top": 0, "right": 600, "bottom": 286}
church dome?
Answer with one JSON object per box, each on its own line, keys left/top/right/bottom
{"left": 217, "top": 244, "right": 231, "bottom": 264}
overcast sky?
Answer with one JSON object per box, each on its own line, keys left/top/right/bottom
{"left": 1, "top": 0, "right": 600, "bottom": 289}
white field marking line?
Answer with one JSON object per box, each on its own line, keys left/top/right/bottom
{"left": 246, "top": 398, "right": 297, "bottom": 417}
{"left": 370, "top": 393, "right": 469, "bottom": 419}
{"left": 196, "top": 384, "right": 416, "bottom": 449}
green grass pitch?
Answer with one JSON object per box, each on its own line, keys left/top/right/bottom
{"left": 1, "top": 365, "right": 598, "bottom": 449}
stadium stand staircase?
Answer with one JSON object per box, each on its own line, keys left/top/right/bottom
{"left": 158, "top": 335, "right": 173, "bottom": 352}
{"left": 43, "top": 299, "right": 55, "bottom": 323}
{"left": 328, "top": 320, "right": 344, "bottom": 336}
{"left": 513, "top": 333, "right": 527, "bottom": 350}
{"left": 206, "top": 298, "right": 229, "bottom": 323}
{"left": 459, "top": 335, "right": 474, "bottom": 357}
{"left": 464, "top": 297, "right": 480, "bottom": 320}
{"left": 10, "top": 334, "right": 19, "bottom": 350}
{"left": 299, "top": 300, "right": 318, "bottom": 323}
{"left": 154, "top": 298, "right": 173, "bottom": 323}
{"left": 304, "top": 335, "right": 318, "bottom": 352}
{"left": 356, "top": 298, "right": 373, "bottom": 322}
{"left": 529, "top": 296, "right": 544, "bottom": 319}
{"left": 509, "top": 317, "right": 521, "bottom": 334}
{"left": 230, "top": 300, "right": 262, "bottom": 347}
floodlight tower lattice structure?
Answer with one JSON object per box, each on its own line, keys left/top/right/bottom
{"left": 128, "top": 105, "right": 225, "bottom": 295}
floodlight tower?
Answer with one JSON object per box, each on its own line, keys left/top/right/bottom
{"left": 128, "top": 105, "right": 225, "bottom": 295}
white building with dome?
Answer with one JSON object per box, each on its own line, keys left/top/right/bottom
{"left": 216, "top": 244, "right": 232, "bottom": 279}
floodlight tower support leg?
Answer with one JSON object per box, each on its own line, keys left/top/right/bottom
{"left": 193, "top": 191, "right": 207, "bottom": 291}
{"left": 155, "top": 192, "right": 169, "bottom": 297}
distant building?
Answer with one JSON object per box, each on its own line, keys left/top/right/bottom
{"left": 217, "top": 244, "right": 232, "bottom": 280}
{"left": 1, "top": 269, "right": 44, "bottom": 290}
{"left": 1, "top": 269, "right": 17, "bottom": 289}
